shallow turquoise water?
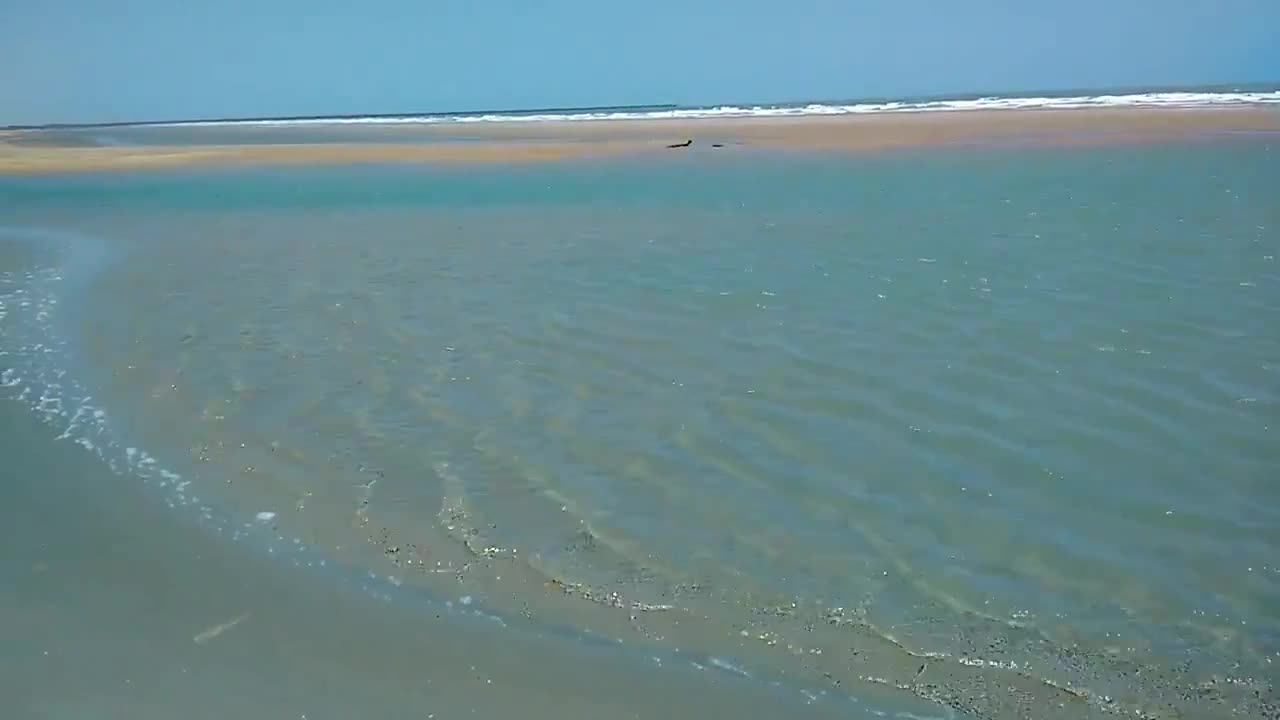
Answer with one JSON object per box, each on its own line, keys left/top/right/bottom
{"left": 2, "top": 140, "right": 1278, "bottom": 718}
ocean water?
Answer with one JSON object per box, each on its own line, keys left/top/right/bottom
{"left": 143, "top": 86, "right": 1277, "bottom": 126}
{"left": 9, "top": 84, "right": 1278, "bottom": 147}
{"left": 2, "top": 139, "right": 1278, "bottom": 718}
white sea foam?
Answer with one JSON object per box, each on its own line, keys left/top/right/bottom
{"left": 0, "top": 230, "right": 306, "bottom": 565}
{"left": 1, "top": 264, "right": 193, "bottom": 502}
{"left": 147, "top": 91, "right": 1280, "bottom": 129}
{"left": 709, "top": 656, "right": 752, "bottom": 677}
{"left": 1, "top": 231, "right": 494, "bottom": 626}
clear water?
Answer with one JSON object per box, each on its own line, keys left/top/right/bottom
{"left": 2, "top": 141, "right": 1278, "bottom": 719}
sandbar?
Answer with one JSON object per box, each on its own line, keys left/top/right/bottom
{"left": 1, "top": 107, "right": 1276, "bottom": 174}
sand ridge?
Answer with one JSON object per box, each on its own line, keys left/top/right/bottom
{"left": 1, "top": 107, "right": 1277, "bottom": 174}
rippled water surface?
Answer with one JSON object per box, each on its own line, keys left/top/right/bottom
{"left": 2, "top": 142, "right": 1278, "bottom": 718}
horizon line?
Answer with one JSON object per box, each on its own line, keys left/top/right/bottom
{"left": 5, "top": 80, "right": 1278, "bottom": 131}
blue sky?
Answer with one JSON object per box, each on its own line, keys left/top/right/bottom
{"left": 2, "top": 0, "right": 1278, "bottom": 125}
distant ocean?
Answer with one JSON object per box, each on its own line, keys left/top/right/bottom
{"left": 7, "top": 83, "right": 1279, "bottom": 130}
{"left": 2, "top": 90, "right": 1278, "bottom": 719}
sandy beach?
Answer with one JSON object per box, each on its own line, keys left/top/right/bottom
{"left": 1, "top": 107, "right": 1276, "bottom": 174}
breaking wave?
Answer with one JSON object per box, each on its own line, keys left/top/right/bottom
{"left": 147, "top": 90, "right": 1280, "bottom": 128}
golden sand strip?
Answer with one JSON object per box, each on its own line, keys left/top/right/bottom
{"left": 1, "top": 108, "right": 1276, "bottom": 175}
{"left": 0, "top": 141, "right": 644, "bottom": 174}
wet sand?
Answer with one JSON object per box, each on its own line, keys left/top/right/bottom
{"left": 1, "top": 107, "right": 1276, "bottom": 174}
{"left": 0, "top": 399, "right": 852, "bottom": 720}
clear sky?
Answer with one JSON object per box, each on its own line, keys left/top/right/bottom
{"left": 2, "top": 0, "right": 1278, "bottom": 125}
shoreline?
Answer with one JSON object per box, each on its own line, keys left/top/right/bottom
{"left": 0, "top": 395, "right": 860, "bottom": 720}
{"left": 1, "top": 107, "right": 1277, "bottom": 175}
{"left": 4, "top": 137, "right": 1277, "bottom": 720}
{"left": 0, "top": 223, "right": 950, "bottom": 720}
